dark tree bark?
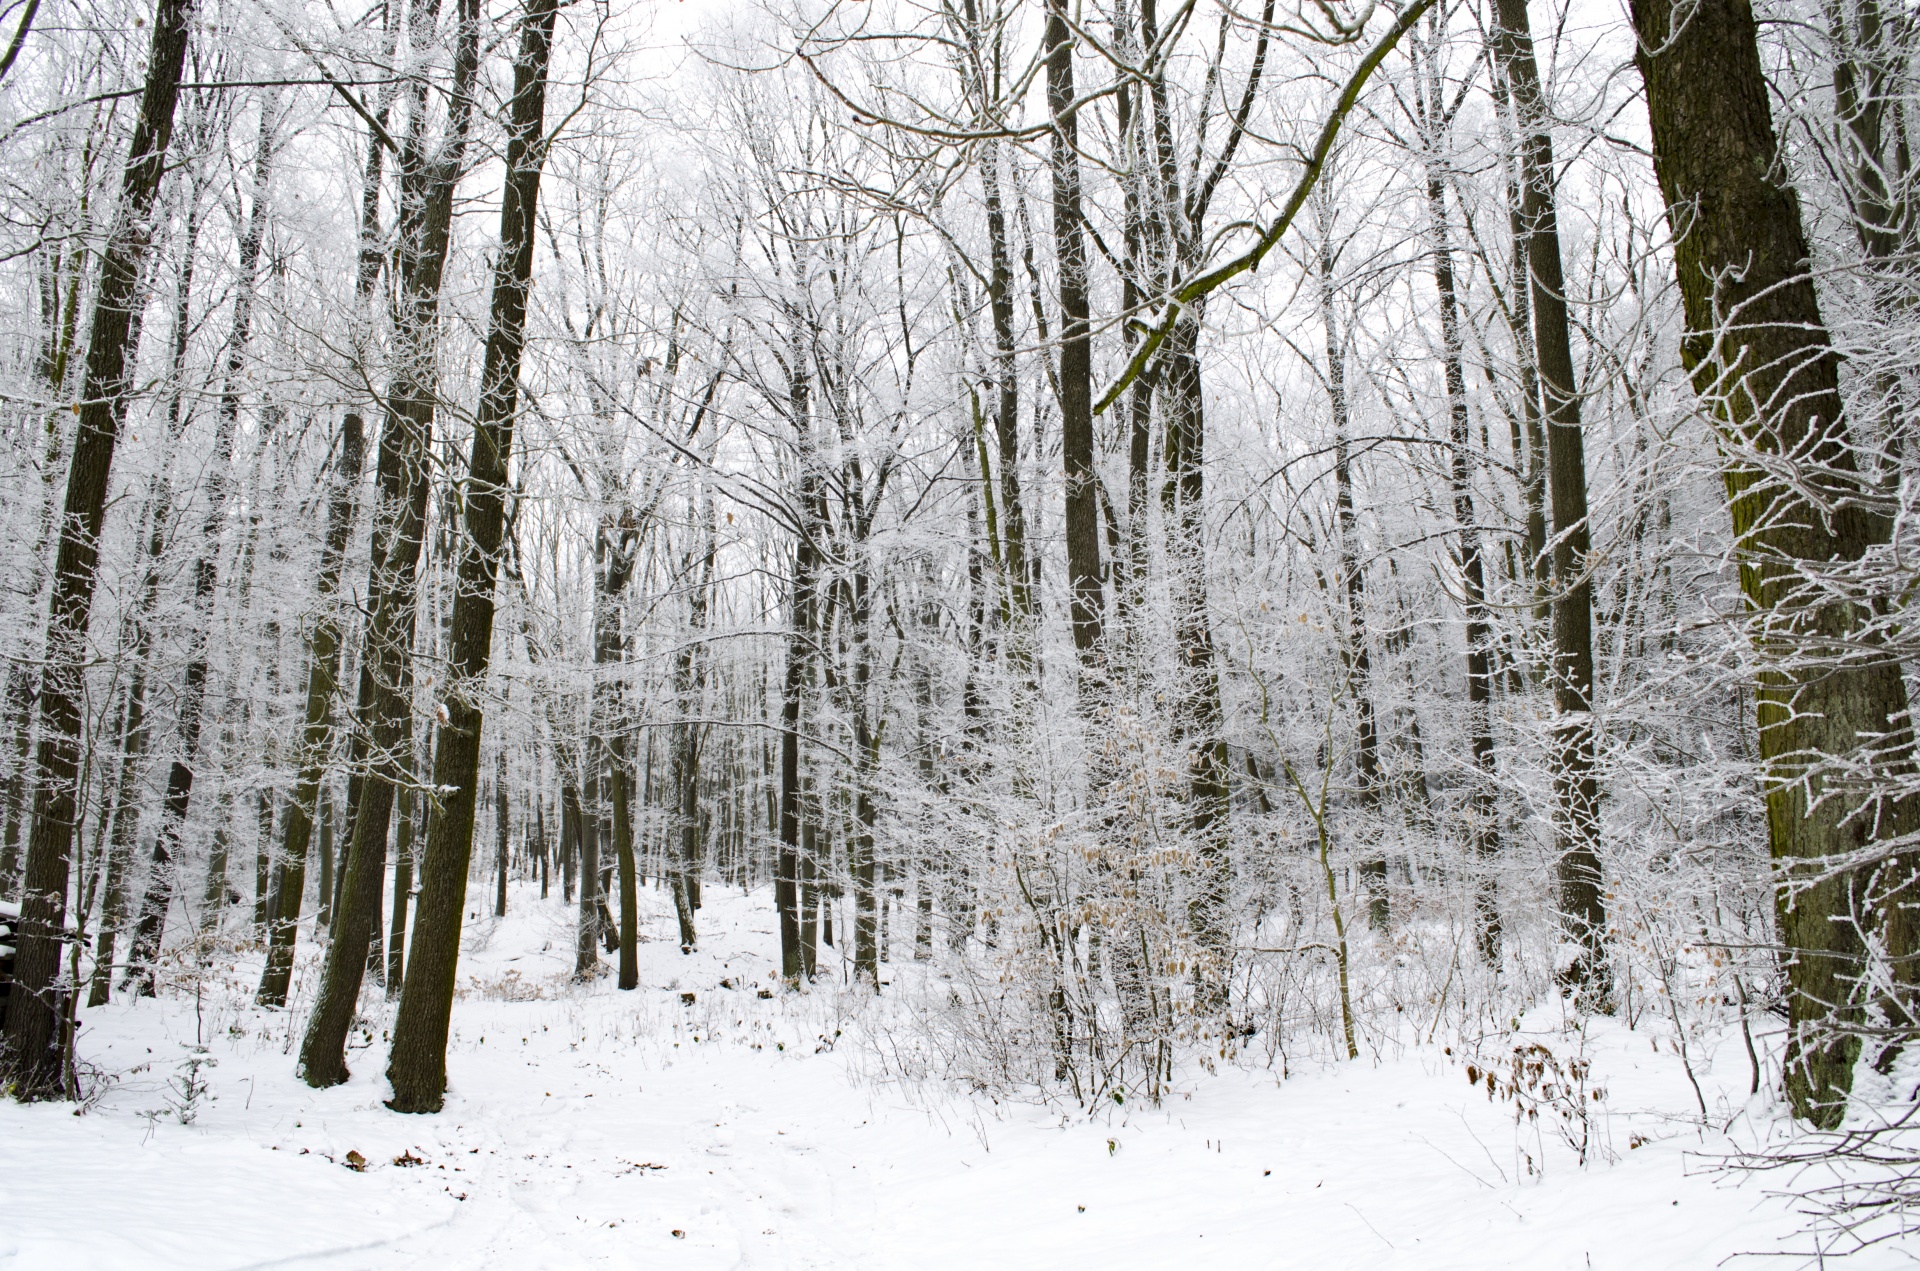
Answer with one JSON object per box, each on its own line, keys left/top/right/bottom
{"left": 591, "top": 511, "right": 640, "bottom": 986}
{"left": 669, "top": 511, "right": 715, "bottom": 955}
{"left": 3, "top": 0, "right": 191, "bottom": 1097}
{"left": 298, "top": 0, "right": 482, "bottom": 1088}
{"left": 383, "top": 0, "right": 559, "bottom": 1110}
{"left": 1045, "top": 0, "right": 1103, "bottom": 666}
{"left": 1629, "top": 0, "right": 1920, "bottom": 1124}
{"left": 1490, "top": 0, "right": 1609, "bottom": 1005}
{"left": 495, "top": 748, "right": 509, "bottom": 919}
{"left": 776, "top": 366, "right": 820, "bottom": 982}
{"left": 255, "top": 411, "right": 365, "bottom": 1005}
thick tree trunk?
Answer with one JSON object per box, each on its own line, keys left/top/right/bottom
{"left": 3, "top": 0, "right": 190, "bottom": 1097}
{"left": 380, "top": 0, "right": 557, "bottom": 1111}
{"left": 1490, "top": 0, "right": 1609, "bottom": 1006}
{"left": 1629, "top": 0, "right": 1920, "bottom": 1125}
{"left": 298, "top": 0, "right": 481, "bottom": 1089}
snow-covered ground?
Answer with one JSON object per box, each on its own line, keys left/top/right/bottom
{"left": 0, "top": 883, "right": 1904, "bottom": 1269}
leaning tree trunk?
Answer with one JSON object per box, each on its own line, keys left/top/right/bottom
{"left": 298, "top": 0, "right": 481, "bottom": 1089}
{"left": 1491, "top": 0, "right": 1610, "bottom": 1006}
{"left": 2, "top": 0, "right": 191, "bottom": 1098}
{"left": 384, "top": 0, "right": 559, "bottom": 1111}
{"left": 1629, "top": 0, "right": 1920, "bottom": 1126}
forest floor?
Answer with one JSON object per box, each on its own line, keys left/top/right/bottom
{"left": 0, "top": 882, "right": 1909, "bottom": 1270}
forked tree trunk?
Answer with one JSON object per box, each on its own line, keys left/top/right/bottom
{"left": 3, "top": 0, "right": 191, "bottom": 1097}
{"left": 381, "top": 0, "right": 559, "bottom": 1111}
{"left": 1629, "top": 0, "right": 1920, "bottom": 1125}
{"left": 298, "top": 0, "right": 482, "bottom": 1089}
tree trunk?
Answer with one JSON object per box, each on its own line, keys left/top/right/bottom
{"left": 776, "top": 394, "right": 820, "bottom": 981}
{"left": 380, "top": 0, "right": 557, "bottom": 1111}
{"left": 494, "top": 747, "right": 509, "bottom": 919}
{"left": 298, "top": 0, "right": 481, "bottom": 1089}
{"left": 1316, "top": 229, "right": 1392, "bottom": 932}
{"left": 3, "top": 0, "right": 191, "bottom": 1097}
{"left": 1629, "top": 0, "right": 1920, "bottom": 1125}
{"left": 256, "top": 42, "right": 394, "bottom": 1005}
{"left": 86, "top": 180, "right": 205, "bottom": 1005}
{"left": 1411, "top": 47, "right": 1503, "bottom": 962}
{"left": 1490, "top": 0, "right": 1609, "bottom": 1006}
{"left": 1045, "top": 0, "right": 1103, "bottom": 666}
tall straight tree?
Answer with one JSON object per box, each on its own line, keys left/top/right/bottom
{"left": 1490, "top": 0, "right": 1609, "bottom": 1004}
{"left": 1045, "top": 0, "right": 1103, "bottom": 666}
{"left": 385, "top": 0, "right": 561, "bottom": 1111}
{"left": 3, "top": 0, "right": 191, "bottom": 1097}
{"left": 1409, "top": 30, "right": 1500, "bottom": 961}
{"left": 1628, "top": 0, "right": 1920, "bottom": 1125}
{"left": 775, "top": 354, "right": 820, "bottom": 982}
{"left": 298, "top": 0, "right": 483, "bottom": 1087}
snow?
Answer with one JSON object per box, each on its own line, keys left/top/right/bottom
{"left": 0, "top": 884, "right": 1902, "bottom": 1269}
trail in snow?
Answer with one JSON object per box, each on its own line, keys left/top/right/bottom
{"left": 0, "top": 883, "right": 1895, "bottom": 1269}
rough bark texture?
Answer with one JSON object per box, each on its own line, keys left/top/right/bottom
{"left": 1629, "top": 0, "right": 1920, "bottom": 1125}
{"left": 299, "top": 0, "right": 481, "bottom": 1089}
{"left": 1491, "top": 0, "right": 1609, "bottom": 1005}
{"left": 1045, "top": 0, "right": 1103, "bottom": 665}
{"left": 3, "top": 0, "right": 190, "bottom": 1097}
{"left": 383, "top": 0, "right": 556, "bottom": 1111}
